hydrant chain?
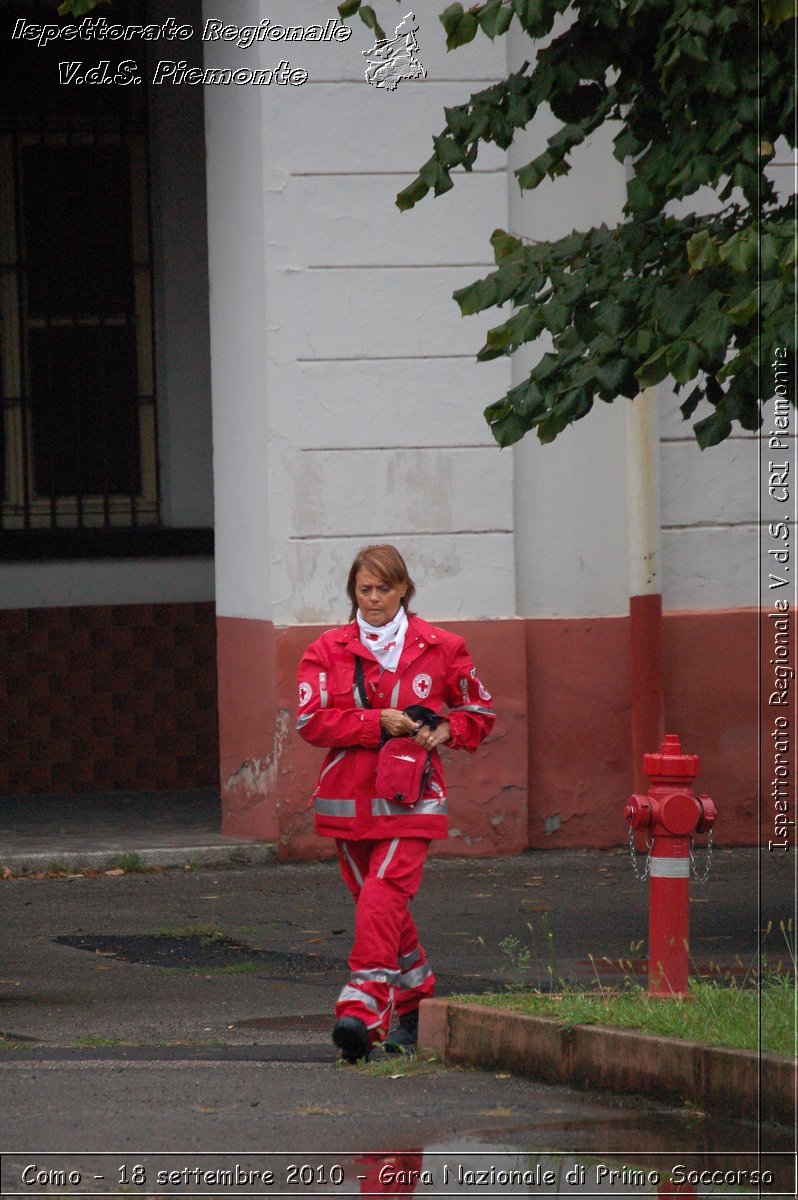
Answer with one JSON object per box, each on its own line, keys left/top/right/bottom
{"left": 628, "top": 823, "right": 653, "bottom": 880}
{"left": 689, "top": 828, "right": 713, "bottom": 884}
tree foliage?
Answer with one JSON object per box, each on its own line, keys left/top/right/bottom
{"left": 342, "top": 0, "right": 796, "bottom": 449}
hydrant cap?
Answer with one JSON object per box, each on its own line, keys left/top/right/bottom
{"left": 643, "top": 733, "right": 699, "bottom": 780}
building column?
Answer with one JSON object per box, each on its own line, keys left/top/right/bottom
{"left": 203, "top": 0, "right": 278, "bottom": 840}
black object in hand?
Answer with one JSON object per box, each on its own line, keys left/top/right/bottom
{"left": 403, "top": 704, "right": 441, "bottom": 730}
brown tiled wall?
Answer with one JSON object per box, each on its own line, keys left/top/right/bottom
{"left": 1, "top": 603, "right": 218, "bottom": 795}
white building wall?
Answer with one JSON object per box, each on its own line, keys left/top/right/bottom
{"left": 652, "top": 149, "right": 797, "bottom": 611}
{"left": 503, "top": 16, "right": 766, "bottom": 617}
{"left": 207, "top": 0, "right": 515, "bottom": 625}
{"left": 506, "top": 22, "right": 630, "bottom": 619}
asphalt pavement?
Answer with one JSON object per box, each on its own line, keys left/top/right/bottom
{"left": 0, "top": 795, "right": 794, "bottom": 1191}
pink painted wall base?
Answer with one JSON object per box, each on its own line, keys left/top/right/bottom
{"left": 215, "top": 608, "right": 774, "bottom": 855}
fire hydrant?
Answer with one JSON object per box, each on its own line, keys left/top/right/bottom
{"left": 626, "top": 734, "right": 716, "bottom": 997}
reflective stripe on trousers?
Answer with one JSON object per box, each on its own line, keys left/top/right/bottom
{"left": 335, "top": 983, "right": 394, "bottom": 1033}
{"left": 334, "top": 838, "right": 436, "bottom": 1038}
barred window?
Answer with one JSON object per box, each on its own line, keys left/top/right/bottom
{"left": 0, "top": 1, "right": 159, "bottom": 540}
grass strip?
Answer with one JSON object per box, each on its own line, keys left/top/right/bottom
{"left": 452, "top": 975, "right": 794, "bottom": 1056}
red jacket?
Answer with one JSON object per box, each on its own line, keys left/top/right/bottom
{"left": 296, "top": 615, "right": 495, "bottom": 840}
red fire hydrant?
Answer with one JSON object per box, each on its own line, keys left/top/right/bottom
{"left": 626, "top": 734, "right": 716, "bottom": 997}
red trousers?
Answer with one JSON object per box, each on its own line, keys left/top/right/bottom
{"left": 335, "top": 837, "right": 435, "bottom": 1042}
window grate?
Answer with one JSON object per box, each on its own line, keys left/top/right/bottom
{"left": 0, "top": 1, "right": 159, "bottom": 535}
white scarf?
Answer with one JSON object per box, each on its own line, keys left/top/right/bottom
{"left": 357, "top": 607, "right": 408, "bottom": 673}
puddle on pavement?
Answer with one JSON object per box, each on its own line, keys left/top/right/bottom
{"left": 334, "top": 1143, "right": 793, "bottom": 1196}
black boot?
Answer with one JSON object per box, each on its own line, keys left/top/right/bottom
{"left": 384, "top": 1009, "right": 418, "bottom": 1054}
{"left": 332, "top": 1015, "right": 370, "bottom": 1062}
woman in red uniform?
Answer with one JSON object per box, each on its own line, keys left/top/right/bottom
{"left": 295, "top": 545, "right": 495, "bottom": 1061}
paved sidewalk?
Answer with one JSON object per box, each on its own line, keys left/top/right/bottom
{"left": 0, "top": 788, "right": 273, "bottom": 873}
{"left": 0, "top": 790, "right": 793, "bottom": 999}
{"left": 0, "top": 798, "right": 794, "bottom": 1166}
{"left": 0, "top": 801, "right": 792, "bottom": 1042}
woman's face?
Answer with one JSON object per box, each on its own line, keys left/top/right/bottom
{"left": 354, "top": 568, "right": 407, "bottom": 627}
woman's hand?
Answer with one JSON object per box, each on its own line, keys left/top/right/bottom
{"left": 414, "top": 720, "right": 451, "bottom": 752}
{"left": 380, "top": 708, "right": 420, "bottom": 737}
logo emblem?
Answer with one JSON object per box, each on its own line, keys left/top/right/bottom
{"left": 363, "top": 11, "right": 426, "bottom": 91}
{"left": 298, "top": 681, "right": 312, "bottom": 707}
{"left": 478, "top": 681, "right": 492, "bottom": 702}
{"left": 412, "top": 673, "right": 432, "bottom": 699}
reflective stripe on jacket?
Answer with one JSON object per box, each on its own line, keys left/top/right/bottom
{"left": 296, "top": 615, "right": 495, "bottom": 840}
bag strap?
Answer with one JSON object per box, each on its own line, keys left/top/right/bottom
{"left": 354, "top": 655, "right": 370, "bottom": 709}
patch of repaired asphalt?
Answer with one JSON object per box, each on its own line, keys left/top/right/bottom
{"left": 52, "top": 933, "right": 503, "bottom": 993}
{"left": 54, "top": 933, "right": 342, "bottom": 974}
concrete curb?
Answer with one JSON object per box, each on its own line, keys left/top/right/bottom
{"left": 0, "top": 842, "right": 277, "bottom": 875}
{"left": 418, "top": 999, "right": 796, "bottom": 1127}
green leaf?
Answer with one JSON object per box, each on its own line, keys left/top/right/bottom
{"left": 594, "top": 301, "right": 629, "bottom": 337}
{"left": 491, "top": 229, "right": 525, "bottom": 264}
{"left": 625, "top": 175, "right": 657, "bottom": 212}
{"left": 515, "top": 158, "right": 548, "bottom": 191}
{"left": 389, "top": 0, "right": 791, "bottom": 451}
{"left": 594, "top": 357, "right": 633, "bottom": 395}
{"left": 512, "top": 0, "right": 552, "bottom": 35}
{"left": 443, "top": 104, "right": 475, "bottom": 141}
{"left": 454, "top": 275, "right": 499, "bottom": 315}
{"left": 479, "top": 0, "right": 514, "bottom": 38}
{"left": 550, "top": 83, "right": 605, "bottom": 125}
{"left": 687, "top": 230, "right": 720, "bottom": 272}
{"left": 542, "top": 302, "right": 570, "bottom": 334}
{"left": 669, "top": 340, "right": 704, "bottom": 385}
{"left": 534, "top": 352, "right": 560, "bottom": 382}
{"left": 432, "top": 135, "right": 467, "bottom": 170}
{"left": 719, "top": 231, "right": 757, "bottom": 273}
{"left": 337, "top": 0, "right": 361, "bottom": 17}
{"left": 358, "top": 5, "right": 387, "bottom": 42}
{"left": 727, "top": 293, "right": 757, "bottom": 324}
{"left": 762, "top": 0, "right": 797, "bottom": 26}
{"left": 694, "top": 409, "right": 733, "bottom": 450}
{"left": 509, "top": 377, "right": 546, "bottom": 417}
{"left": 760, "top": 279, "right": 785, "bottom": 315}
{"left": 484, "top": 403, "right": 529, "bottom": 447}
{"left": 613, "top": 126, "right": 644, "bottom": 162}
{"left": 679, "top": 385, "right": 704, "bottom": 420}
{"left": 58, "top": 0, "right": 109, "bottom": 13}
{"left": 441, "top": 5, "right": 480, "bottom": 49}
{"left": 636, "top": 345, "right": 673, "bottom": 389}
{"left": 477, "top": 324, "right": 514, "bottom": 360}
{"left": 759, "top": 233, "right": 783, "bottom": 275}
{"left": 395, "top": 177, "right": 430, "bottom": 213}
{"left": 704, "top": 58, "right": 738, "bottom": 97}
{"left": 687, "top": 312, "right": 732, "bottom": 358}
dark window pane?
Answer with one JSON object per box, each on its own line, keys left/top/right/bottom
{"left": 28, "top": 325, "right": 140, "bottom": 497}
{"left": 23, "top": 145, "right": 135, "bottom": 318}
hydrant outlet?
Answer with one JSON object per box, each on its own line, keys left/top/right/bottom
{"left": 696, "top": 794, "right": 717, "bottom": 833}
{"left": 626, "top": 793, "right": 652, "bottom": 829}
{"left": 660, "top": 790, "right": 702, "bottom": 836}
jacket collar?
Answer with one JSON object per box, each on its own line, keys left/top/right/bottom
{"left": 334, "top": 614, "right": 441, "bottom": 665}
